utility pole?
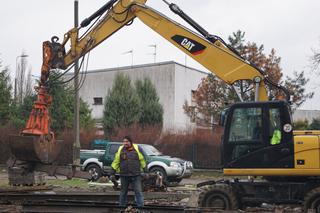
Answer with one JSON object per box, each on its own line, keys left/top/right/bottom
{"left": 73, "top": 0, "right": 81, "bottom": 167}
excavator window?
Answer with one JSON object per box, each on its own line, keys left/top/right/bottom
{"left": 227, "top": 107, "right": 263, "bottom": 161}
{"left": 228, "top": 107, "right": 263, "bottom": 143}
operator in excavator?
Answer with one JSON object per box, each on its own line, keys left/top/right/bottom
{"left": 252, "top": 121, "right": 262, "bottom": 140}
{"left": 270, "top": 109, "right": 282, "bottom": 145}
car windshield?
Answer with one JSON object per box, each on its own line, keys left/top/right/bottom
{"left": 141, "top": 145, "right": 162, "bottom": 156}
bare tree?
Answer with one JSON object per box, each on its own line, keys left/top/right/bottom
{"left": 311, "top": 45, "right": 320, "bottom": 73}
{"left": 16, "top": 52, "right": 33, "bottom": 104}
{"left": 184, "top": 30, "right": 314, "bottom": 127}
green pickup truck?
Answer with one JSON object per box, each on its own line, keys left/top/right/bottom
{"left": 80, "top": 142, "right": 193, "bottom": 183}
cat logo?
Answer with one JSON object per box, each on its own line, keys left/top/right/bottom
{"left": 181, "top": 38, "right": 196, "bottom": 51}
{"left": 171, "top": 35, "right": 206, "bottom": 55}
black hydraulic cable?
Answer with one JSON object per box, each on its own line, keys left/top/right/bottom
{"left": 126, "top": 19, "right": 134, "bottom": 26}
{"left": 60, "top": 56, "right": 85, "bottom": 85}
{"left": 44, "top": 63, "right": 75, "bottom": 86}
{"left": 74, "top": 51, "right": 90, "bottom": 92}
{"left": 46, "top": 56, "right": 85, "bottom": 87}
{"left": 111, "top": 2, "right": 136, "bottom": 24}
{"left": 75, "top": 55, "right": 86, "bottom": 91}
{"left": 79, "top": 14, "right": 103, "bottom": 40}
{"left": 111, "top": 7, "right": 132, "bottom": 24}
{"left": 80, "top": 0, "right": 117, "bottom": 28}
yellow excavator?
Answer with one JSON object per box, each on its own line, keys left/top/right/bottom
{"left": 10, "top": 0, "right": 320, "bottom": 211}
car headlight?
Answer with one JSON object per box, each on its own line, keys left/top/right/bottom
{"left": 170, "top": 162, "right": 181, "bottom": 168}
{"left": 187, "top": 161, "right": 193, "bottom": 168}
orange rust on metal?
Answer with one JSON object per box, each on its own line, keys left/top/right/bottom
{"left": 9, "top": 135, "right": 62, "bottom": 164}
{"left": 41, "top": 41, "right": 52, "bottom": 85}
{"left": 22, "top": 86, "right": 52, "bottom": 137}
{"left": 22, "top": 41, "right": 54, "bottom": 138}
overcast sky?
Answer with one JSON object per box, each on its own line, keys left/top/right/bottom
{"left": 1, "top": 0, "right": 320, "bottom": 109}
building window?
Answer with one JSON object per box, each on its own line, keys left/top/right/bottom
{"left": 191, "top": 90, "right": 196, "bottom": 105}
{"left": 93, "top": 97, "right": 103, "bottom": 105}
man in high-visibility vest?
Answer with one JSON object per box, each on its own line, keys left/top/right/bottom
{"left": 111, "top": 136, "right": 146, "bottom": 207}
{"left": 271, "top": 129, "right": 281, "bottom": 145}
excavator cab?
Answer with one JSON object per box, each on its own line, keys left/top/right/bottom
{"left": 221, "top": 101, "right": 294, "bottom": 170}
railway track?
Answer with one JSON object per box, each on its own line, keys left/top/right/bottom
{"left": 16, "top": 202, "right": 196, "bottom": 213}
{"left": 0, "top": 191, "right": 217, "bottom": 213}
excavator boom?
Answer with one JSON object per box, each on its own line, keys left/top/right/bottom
{"left": 51, "top": 0, "right": 271, "bottom": 101}
{"left": 17, "top": 0, "right": 288, "bottom": 170}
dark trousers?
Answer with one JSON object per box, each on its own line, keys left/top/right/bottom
{"left": 119, "top": 175, "right": 144, "bottom": 207}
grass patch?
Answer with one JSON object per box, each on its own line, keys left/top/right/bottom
{"left": 46, "top": 178, "right": 90, "bottom": 188}
{"left": 192, "top": 169, "right": 223, "bottom": 179}
{"left": 0, "top": 179, "right": 8, "bottom": 187}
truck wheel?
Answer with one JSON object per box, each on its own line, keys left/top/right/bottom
{"left": 198, "top": 184, "right": 239, "bottom": 210}
{"left": 86, "top": 164, "right": 102, "bottom": 181}
{"left": 150, "top": 167, "right": 167, "bottom": 184}
{"left": 304, "top": 187, "right": 320, "bottom": 212}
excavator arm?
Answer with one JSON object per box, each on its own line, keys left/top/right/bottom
{"left": 20, "top": 0, "right": 288, "bottom": 163}
{"left": 131, "top": 3, "right": 269, "bottom": 101}
{"left": 46, "top": 0, "right": 273, "bottom": 101}
{"left": 21, "top": 0, "right": 147, "bottom": 142}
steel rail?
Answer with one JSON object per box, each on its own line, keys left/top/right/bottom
{"left": 22, "top": 202, "right": 189, "bottom": 213}
{"left": 0, "top": 192, "right": 217, "bottom": 212}
{"left": 0, "top": 191, "right": 190, "bottom": 204}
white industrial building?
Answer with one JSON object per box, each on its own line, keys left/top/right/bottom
{"left": 292, "top": 109, "right": 320, "bottom": 123}
{"left": 66, "top": 61, "right": 320, "bottom": 132}
{"left": 73, "top": 61, "right": 208, "bottom": 133}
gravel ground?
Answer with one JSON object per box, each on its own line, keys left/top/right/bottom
{"left": 0, "top": 167, "right": 305, "bottom": 212}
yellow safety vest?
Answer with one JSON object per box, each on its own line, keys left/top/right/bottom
{"left": 271, "top": 130, "right": 281, "bottom": 145}
{"left": 111, "top": 144, "right": 146, "bottom": 173}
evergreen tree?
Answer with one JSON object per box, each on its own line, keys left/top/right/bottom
{"left": 10, "top": 95, "right": 36, "bottom": 128}
{"left": 0, "top": 62, "right": 12, "bottom": 126}
{"left": 309, "top": 118, "right": 320, "bottom": 130}
{"left": 135, "top": 78, "right": 163, "bottom": 127}
{"left": 103, "top": 73, "right": 140, "bottom": 136}
{"left": 48, "top": 74, "right": 74, "bottom": 132}
{"left": 293, "top": 119, "right": 309, "bottom": 130}
{"left": 10, "top": 70, "right": 94, "bottom": 133}
{"left": 47, "top": 70, "right": 94, "bottom": 133}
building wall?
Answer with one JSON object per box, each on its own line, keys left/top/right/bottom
{"left": 73, "top": 61, "right": 207, "bottom": 132}
{"left": 174, "top": 63, "right": 208, "bottom": 132}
